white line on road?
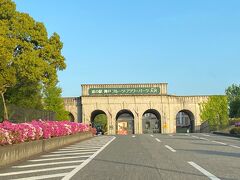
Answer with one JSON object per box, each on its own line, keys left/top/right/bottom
{"left": 59, "top": 147, "right": 100, "bottom": 150}
{"left": 185, "top": 133, "right": 190, "bottom": 136}
{"left": 0, "top": 166, "right": 76, "bottom": 176}
{"left": 188, "top": 161, "right": 221, "bottom": 180}
{"left": 62, "top": 136, "right": 116, "bottom": 180}
{"left": 155, "top": 138, "right": 161, "bottom": 142}
{"left": 212, "top": 141, "right": 227, "bottom": 145}
{"left": 192, "top": 136, "right": 200, "bottom": 139}
{"left": 202, "top": 134, "right": 211, "bottom": 137}
{"left": 150, "top": 135, "right": 154, "bottom": 137}
{"left": 41, "top": 152, "right": 94, "bottom": 157}
{"left": 165, "top": 145, "right": 176, "bottom": 152}
{"left": 199, "top": 137, "right": 209, "bottom": 141}
{"left": 229, "top": 145, "right": 240, "bottom": 149}
{"left": 132, "top": 135, "right": 136, "bottom": 138}
{"left": 10, "top": 173, "right": 69, "bottom": 180}
{"left": 29, "top": 155, "right": 90, "bottom": 162}
{"left": 12, "top": 160, "right": 85, "bottom": 168}
{"left": 52, "top": 149, "right": 98, "bottom": 154}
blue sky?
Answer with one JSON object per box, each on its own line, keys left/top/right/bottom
{"left": 14, "top": 0, "right": 240, "bottom": 97}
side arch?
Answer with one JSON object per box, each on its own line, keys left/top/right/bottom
{"left": 176, "top": 109, "right": 195, "bottom": 133}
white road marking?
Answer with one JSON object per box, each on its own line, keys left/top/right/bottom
{"left": 188, "top": 161, "right": 221, "bottom": 180}
{"left": 202, "top": 134, "right": 211, "bottom": 137}
{"left": 132, "top": 135, "right": 136, "bottom": 138}
{"left": 165, "top": 145, "right": 176, "bottom": 152}
{"left": 62, "top": 136, "right": 116, "bottom": 180}
{"left": 185, "top": 133, "right": 190, "bottom": 136}
{"left": 212, "top": 141, "right": 227, "bottom": 145}
{"left": 155, "top": 138, "right": 161, "bottom": 142}
{"left": 41, "top": 152, "right": 94, "bottom": 157}
{"left": 59, "top": 147, "right": 100, "bottom": 150}
{"left": 10, "top": 173, "right": 68, "bottom": 180}
{"left": 150, "top": 135, "right": 154, "bottom": 137}
{"left": 68, "top": 145, "right": 103, "bottom": 148}
{"left": 52, "top": 149, "right": 98, "bottom": 154}
{"left": 199, "top": 137, "right": 209, "bottom": 141}
{"left": 229, "top": 145, "right": 240, "bottom": 149}
{"left": 192, "top": 136, "right": 199, "bottom": 139}
{"left": 12, "top": 160, "right": 85, "bottom": 168}
{"left": 29, "top": 155, "right": 91, "bottom": 162}
{"left": 0, "top": 166, "right": 76, "bottom": 176}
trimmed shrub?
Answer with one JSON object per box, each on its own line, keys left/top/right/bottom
{"left": 229, "top": 127, "right": 240, "bottom": 134}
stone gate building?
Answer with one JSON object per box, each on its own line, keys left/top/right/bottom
{"left": 63, "top": 83, "right": 209, "bottom": 135}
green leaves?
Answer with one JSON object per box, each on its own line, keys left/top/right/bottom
{"left": 0, "top": 0, "right": 66, "bottom": 118}
{"left": 226, "top": 84, "right": 240, "bottom": 118}
{"left": 200, "top": 96, "right": 228, "bottom": 131}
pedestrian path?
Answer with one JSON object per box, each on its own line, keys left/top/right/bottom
{"left": 0, "top": 136, "right": 115, "bottom": 180}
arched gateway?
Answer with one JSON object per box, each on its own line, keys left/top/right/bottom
{"left": 63, "top": 83, "right": 209, "bottom": 135}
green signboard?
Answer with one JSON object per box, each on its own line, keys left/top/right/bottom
{"left": 89, "top": 87, "right": 160, "bottom": 95}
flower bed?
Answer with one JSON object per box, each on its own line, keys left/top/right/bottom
{"left": 0, "top": 120, "right": 90, "bottom": 145}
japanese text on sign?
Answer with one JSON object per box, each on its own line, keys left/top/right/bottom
{"left": 89, "top": 87, "right": 160, "bottom": 95}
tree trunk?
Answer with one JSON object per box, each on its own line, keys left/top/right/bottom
{"left": 1, "top": 92, "right": 8, "bottom": 120}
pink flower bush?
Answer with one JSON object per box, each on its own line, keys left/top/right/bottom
{"left": 0, "top": 120, "right": 90, "bottom": 146}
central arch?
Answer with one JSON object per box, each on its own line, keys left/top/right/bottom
{"left": 176, "top": 109, "right": 195, "bottom": 133}
{"left": 116, "top": 109, "right": 134, "bottom": 135}
{"left": 142, "top": 109, "right": 161, "bottom": 134}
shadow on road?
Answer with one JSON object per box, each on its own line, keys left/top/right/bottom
{"left": 92, "top": 158, "right": 230, "bottom": 179}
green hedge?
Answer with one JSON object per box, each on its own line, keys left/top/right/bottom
{"left": 230, "top": 127, "right": 240, "bottom": 134}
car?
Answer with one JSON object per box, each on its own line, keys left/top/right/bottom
{"left": 96, "top": 125, "right": 104, "bottom": 135}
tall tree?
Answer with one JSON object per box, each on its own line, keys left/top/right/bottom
{"left": 0, "top": 0, "right": 66, "bottom": 118}
{"left": 200, "top": 96, "right": 228, "bottom": 131}
{"left": 43, "top": 85, "right": 69, "bottom": 121}
{"left": 226, "top": 84, "right": 240, "bottom": 118}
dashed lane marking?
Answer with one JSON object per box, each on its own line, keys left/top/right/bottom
{"left": 155, "top": 138, "right": 161, "bottom": 142}
{"left": 165, "top": 145, "right": 176, "bottom": 152}
{"left": 132, "top": 135, "right": 136, "bottom": 138}
{"left": 12, "top": 160, "right": 85, "bottom": 168}
{"left": 150, "top": 135, "right": 154, "bottom": 137}
{"left": 188, "top": 161, "right": 221, "bottom": 180}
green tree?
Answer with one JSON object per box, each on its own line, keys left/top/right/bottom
{"left": 94, "top": 114, "right": 107, "bottom": 132}
{"left": 226, "top": 84, "right": 240, "bottom": 118}
{"left": 200, "top": 96, "right": 229, "bottom": 131}
{"left": 43, "top": 85, "right": 69, "bottom": 121}
{"left": 0, "top": 0, "right": 66, "bottom": 118}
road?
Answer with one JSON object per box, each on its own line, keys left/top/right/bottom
{"left": 0, "top": 133, "right": 239, "bottom": 180}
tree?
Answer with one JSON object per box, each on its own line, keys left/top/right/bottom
{"left": 0, "top": 0, "right": 66, "bottom": 118}
{"left": 43, "top": 85, "right": 69, "bottom": 121}
{"left": 226, "top": 84, "right": 240, "bottom": 118}
{"left": 94, "top": 114, "right": 107, "bottom": 132}
{"left": 200, "top": 96, "right": 228, "bottom": 131}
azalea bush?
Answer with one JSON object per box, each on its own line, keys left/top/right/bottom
{"left": 0, "top": 120, "right": 90, "bottom": 145}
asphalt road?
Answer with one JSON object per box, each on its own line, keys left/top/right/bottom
{"left": 0, "top": 133, "right": 239, "bottom": 180}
